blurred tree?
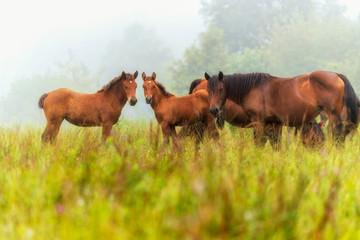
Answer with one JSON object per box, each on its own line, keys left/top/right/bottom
{"left": 0, "top": 56, "right": 101, "bottom": 123}
{"left": 169, "top": 25, "right": 238, "bottom": 95}
{"left": 171, "top": 0, "right": 360, "bottom": 94}
{"left": 234, "top": 11, "right": 360, "bottom": 91}
{"left": 201, "top": 0, "right": 315, "bottom": 53}
{"left": 103, "top": 23, "right": 173, "bottom": 80}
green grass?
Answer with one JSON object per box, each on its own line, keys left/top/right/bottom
{"left": 0, "top": 120, "right": 360, "bottom": 239}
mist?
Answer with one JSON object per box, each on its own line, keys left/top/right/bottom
{"left": 0, "top": 0, "right": 359, "bottom": 124}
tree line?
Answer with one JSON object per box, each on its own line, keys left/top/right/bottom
{"left": 1, "top": 0, "right": 359, "bottom": 122}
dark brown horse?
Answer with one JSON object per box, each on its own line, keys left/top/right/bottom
{"left": 142, "top": 72, "right": 218, "bottom": 143}
{"left": 205, "top": 71, "right": 359, "bottom": 147}
{"left": 189, "top": 79, "right": 250, "bottom": 128}
{"left": 38, "top": 71, "right": 138, "bottom": 142}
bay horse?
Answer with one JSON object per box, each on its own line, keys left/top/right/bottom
{"left": 38, "top": 71, "right": 138, "bottom": 142}
{"left": 142, "top": 72, "right": 218, "bottom": 144}
{"left": 205, "top": 71, "right": 359, "bottom": 147}
{"left": 189, "top": 78, "right": 326, "bottom": 146}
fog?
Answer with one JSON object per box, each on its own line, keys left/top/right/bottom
{"left": 0, "top": 0, "right": 359, "bottom": 123}
{"left": 0, "top": 0, "right": 203, "bottom": 96}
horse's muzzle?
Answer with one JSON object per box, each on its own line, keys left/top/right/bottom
{"left": 210, "top": 107, "right": 220, "bottom": 117}
{"left": 129, "top": 99, "right": 137, "bottom": 106}
{"left": 146, "top": 97, "right": 152, "bottom": 104}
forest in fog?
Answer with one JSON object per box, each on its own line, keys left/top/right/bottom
{"left": 1, "top": 0, "right": 359, "bottom": 123}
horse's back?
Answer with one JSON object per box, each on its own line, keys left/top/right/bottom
{"left": 308, "top": 71, "right": 345, "bottom": 111}
{"left": 192, "top": 80, "right": 207, "bottom": 93}
{"left": 42, "top": 88, "right": 72, "bottom": 108}
{"left": 42, "top": 88, "right": 100, "bottom": 116}
{"left": 309, "top": 71, "right": 344, "bottom": 89}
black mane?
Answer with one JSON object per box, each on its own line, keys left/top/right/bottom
{"left": 155, "top": 81, "right": 175, "bottom": 98}
{"left": 209, "top": 73, "right": 274, "bottom": 104}
{"left": 189, "top": 79, "right": 204, "bottom": 94}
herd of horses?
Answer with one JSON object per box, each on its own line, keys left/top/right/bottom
{"left": 38, "top": 70, "right": 359, "bottom": 148}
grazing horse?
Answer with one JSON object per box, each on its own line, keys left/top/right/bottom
{"left": 205, "top": 71, "right": 359, "bottom": 147}
{"left": 142, "top": 72, "right": 218, "bottom": 144}
{"left": 38, "top": 71, "right": 138, "bottom": 142}
{"left": 189, "top": 78, "right": 250, "bottom": 128}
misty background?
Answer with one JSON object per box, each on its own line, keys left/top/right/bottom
{"left": 1, "top": 0, "right": 360, "bottom": 124}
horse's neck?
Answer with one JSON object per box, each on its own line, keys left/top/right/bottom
{"left": 150, "top": 88, "right": 167, "bottom": 111}
{"left": 108, "top": 83, "right": 127, "bottom": 106}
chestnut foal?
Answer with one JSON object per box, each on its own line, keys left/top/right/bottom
{"left": 38, "top": 71, "right": 138, "bottom": 142}
{"left": 142, "top": 72, "right": 218, "bottom": 144}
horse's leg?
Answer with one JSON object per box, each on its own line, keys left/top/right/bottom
{"left": 161, "top": 123, "right": 171, "bottom": 145}
{"left": 101, "top": 122, "right": 113, "bottom": 141}
{"left": 300, "top": 121, "right": 325, "bottom": 146}
{"left": 327, "top": 112, "right": 344, "bottom": 142}
{"left": 169, "top": 125, "right": 179, "bottom": 147}
{"left": 265, "top": 124, "right": 282, "bottom": 150}
{"left": 253, "top": 125, "right": 267, "bottom": 147}
{"left": 177, "top": 125, "right": 187, "bottom": 138}
{"left": 42, "top": 118, "right": 63, "bottom": 143}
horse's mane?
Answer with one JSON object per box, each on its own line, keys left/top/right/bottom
{"left": 209, "top": 73, "right": 274, "bottom": 104}
{"left": 155, "top": 81, "right": 175, "bottom": 98}
{"left": 189, "top": 79, "right": 204, "bottom": 94}
{"left": 97, "top": 73, "right": 130, "bottom": 92}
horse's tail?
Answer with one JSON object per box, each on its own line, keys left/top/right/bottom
{"left": 38, "top": 93, "right": 48, "bottom": 109}
{"left": 189, "top": 79, "right": 203, "bottom": 94}
{"left": 337, "top": 73, "right": 359, "bottom": 126}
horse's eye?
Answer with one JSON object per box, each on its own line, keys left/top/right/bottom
{"left": 152, "top": 86, "right": 155, "bottom": 89}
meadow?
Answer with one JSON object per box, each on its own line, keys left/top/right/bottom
{"left": 0, "top": 120, "right": 360, "bottom": 239}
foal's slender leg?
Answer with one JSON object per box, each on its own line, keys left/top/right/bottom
{"left": 102, "top": 122, "right": 114, "bottom": 141}
{"left": 42, "top": 118, "right": 63, "bottom": 143}
{"left": 161, "top": 123, "right": 171, "bottom": 145}
{"left": 169, "top": 125, "right": 180, "bottom": 147}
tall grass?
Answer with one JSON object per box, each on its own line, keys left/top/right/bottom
{"left": 0, "top": 120, "right": 360, "bottom": 239}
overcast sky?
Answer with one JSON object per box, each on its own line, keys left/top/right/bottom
{"left": 0, "top": 0, "right": 359, "bottom": 97}
{"left": 0, "top": 0, "right": 204, "bottom": 96}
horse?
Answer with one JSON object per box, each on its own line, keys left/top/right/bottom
{"left": 142, "top": 72, "right": 219, "bottom": 144}
{"left": 205, "top": 71, "right": 359, "bottom": 147}
{"left": 38, "top": 71, "right": 138, "bottom": 142}
{"left": 189, "top": 78, "right": 326, "bottom": 146}
{"left": 189, "top": 78, "right": 250, "bottom": 128}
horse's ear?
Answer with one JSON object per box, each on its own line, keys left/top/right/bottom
{"left": 205, "top": 72, "right": 210, "bottom": 81}
{"left": 151, "top": 72, "right": 156, "bottom": 80}
{"left": 121, "top": 71, "right": 126, "bottom": 79}
{"left": 218, "top": 71, "right": 224, "bottom": 82}
{"left": 134, "top": 70, "right": 138, "bottom": 79}
{"left": 142, "top": 72, "right": 146, "bottom": 81}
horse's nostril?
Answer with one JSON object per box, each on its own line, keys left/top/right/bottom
{"left": 130, "top": 99, "right": 137, "bottom": 106}
{"left": 146, "top": 98, "right": 152, "bottom": 104}
{"left": 210, "top": 107, "right": 219, "bottom": 117}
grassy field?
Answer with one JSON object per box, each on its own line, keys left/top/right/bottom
{"left": 0, "top": 120, "right": 360, "bottom": 239}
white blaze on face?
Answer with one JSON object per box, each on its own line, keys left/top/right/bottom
{"left": 130, "top": 80, "right": 133, "bottom": 84}
{"left": 148, "top": 81, "right": 151, "bottom": 85}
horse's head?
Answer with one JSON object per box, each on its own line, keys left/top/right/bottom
{"left": 122, "top": 71, "right": 138, "bottom": 106}
{"left": 205, "top": 71, "right": 226, "bottom": 117}
{"left": 142, "top": 72, "right": 157, "bottom": 104}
